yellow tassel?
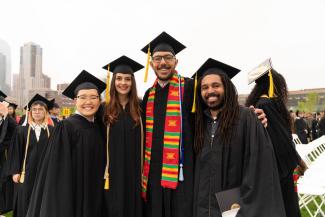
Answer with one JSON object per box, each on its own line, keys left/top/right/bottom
{"left": 191, "top": 72, "right": 198, "bottom": 113}
{"left": 144, "top": 45, "right": 151, "bottom": 83}
{"left": 19, "top": 172, "right": 25, "bottom": 183}
{"left": 104, "top": 176, "right": 109, "bottom": 190}
{"left": 268, "top": 69, "right": 274, "bottom": 98}
{"left": 105, "top": 65, "right": 111, "bottom": 104}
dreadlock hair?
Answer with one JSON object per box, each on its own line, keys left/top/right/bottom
{"left": 245, "top": 69, "right": 291, "bottom": 129}
{"left": 194, "top": 70, "right": 240, "bottom": 154}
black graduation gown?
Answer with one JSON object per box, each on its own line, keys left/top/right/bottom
{"left": 256, "top": 98, "right": 301, "bottom": 217}
{"left": 6, "top": 124, "right": 53, "bottom": 217}
{"left": 0, "top": 116, "right": 17, "bottom": 214}
{"left": 294, "top": 118, "right": 308, "bottom": 144}
{"left": 141, "top": 78, "right": 195, "bottom": 217}
{"left": 103, "top": 105, "right": 143, "bottom": 217}
{"left": 193, "top": 107, "right": 286, "bottom": 217}
{"left": 26, "top": 114, "right": 106, "bottom": 217}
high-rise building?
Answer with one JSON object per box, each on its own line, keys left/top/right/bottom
{"left": 14, "top": 42, "right": 52, "bottom": 106}
{"left": 0, "top": 39, "right": 11, "bottom": 94}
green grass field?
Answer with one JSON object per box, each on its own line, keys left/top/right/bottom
{"left": 3, "top": 202, "right": 325, "bottom": 217}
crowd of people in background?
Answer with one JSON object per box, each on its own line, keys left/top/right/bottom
{"left": 291, "top": 110, "right": 325, "bottom": 144}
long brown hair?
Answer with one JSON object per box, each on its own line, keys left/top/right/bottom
{"left": 104, "top": 73, "right": 141, "bottom": 126}
{"left": 194, "top": 71, "right": 240, "bottom": 154}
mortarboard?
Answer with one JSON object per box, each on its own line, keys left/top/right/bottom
{"left": 191, "top": 58, "right": 241, "bottom": 113}
{"left": 25, "top": 94, "right": 52, "bottom": 110}
{"left": 141, "top": 31, "right": 186, "bottom": 82}
{"left": 8, "top": 102, "right": 18, "bottom": 110}
{"left": 247, "top": 58, "right": 274, "bottom": 98}
{"left": 62, "top": 70, "right": 106, "bottom": 100}
{"left": 102, "top": 55, "right": 144, "bottom": 104}
{"left": 0, "top": 90, "right": 7, "bottom": 102}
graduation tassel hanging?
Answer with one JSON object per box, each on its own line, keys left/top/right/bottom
{"left": 104, "top": 125, "right": 110, "bottom": 190}
{"left": 22, "top": 108, "right": 29, "bottom": 126}
{"left": 268, "top": 69, "right": 274, "bottom": 98}
{"left": 144, "top": 45, "right": 151, "bottom": 83}
{"left": 191, "top": 72, "right": 198, "bottom": 113}
{"left": 20, "top": 125, "right": 31, "bottom": 183}
{"left": 105, "top": 65, "right": 111, "bottom": 104}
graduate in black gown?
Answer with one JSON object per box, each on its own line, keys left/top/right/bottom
{"left": 6, "top": 94, "right": 54, "bottom": 217}
{"left": 0, "top": 93, "right": 17, "bottom": 214}
{"left": 101, "top": 55, "right": 144, "bottom": 217}
{"left": 26, "top": 70, "right": 107, "bottom": 217}
{"left": 192, "top": 58, "right": 286, "bottom": 217}
{"left": 48, "top": 101, "right": 60, "bottom": 126}
{"left": 294, "top": 110, "right": 308, "bottom": 144}
{"left": 140, "top": 32, "right": 195, "bottom": 217}
{"left": 246, "top": 59, "right": 305, "bottom": 217}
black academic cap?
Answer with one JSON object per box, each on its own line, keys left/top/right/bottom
{"left": 62, "top": 70, "right": 106, "bottom": 100}
{"left": 25, "top": 94, "right": 52, "bottom": 110}
{"left": 192, "top": 58, "right": 241, "bottom": 80}
{"left": 102, "top": 55, "right": 144, "bottom": 74}
{"left": 0, "top": 90, "right": 7, "bottom": 102}
{"left": 47, "top": 99, "right": 56, "bottom": 110}
{"left": 141, "top": 31, "right": 186, "bottom": 55}
{"left": 8, "top": 102, "right": 18, "bottom": 110}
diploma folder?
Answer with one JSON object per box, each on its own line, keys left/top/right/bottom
{"left": 215, "top": 187, "right": 240, "bottom": 217}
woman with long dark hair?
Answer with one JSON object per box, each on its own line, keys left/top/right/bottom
{"left": 246, "top": 59, "right": 305, "bottom": 217}
{"left": 102, "top": 56, "right": 144, "bottom": 217}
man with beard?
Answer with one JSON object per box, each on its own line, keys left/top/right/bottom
{"left": 192, "top": 58, "right": 286, "bottom": 217}
{"left": 140, "top": 32, "right": 195, "bottom": 217}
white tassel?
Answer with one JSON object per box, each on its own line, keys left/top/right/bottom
{"left": 179, "top": 163, "right": 184, "bottom": 181}
{"left": 22, "top": 110, "right": 28, "bottom": 126}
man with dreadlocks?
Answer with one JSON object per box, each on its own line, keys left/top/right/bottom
{"left": 246, "top": 59, "right": 306, "bottom": 217}
{"left": 192, "top": 58, "right": 286, "bottom": 217}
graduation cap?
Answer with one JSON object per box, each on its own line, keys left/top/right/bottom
{"left": 247, "top": 58, "right": 274, "bottom": 98}
{"left": 0, "top": 90, "right": 7, "bottom": 102}
{"left": 102, "top": 55, "right": 144, "bottom": 104}
{"left": 141, "top": 31, "right": 186, "bottom": 82}
{"left": 191, "top": 58, "right": 241, "bottom": 113}
{"left": 24, "top": 94, "right": 52, "bottom": 110}
{"left": 47, "top": 99, "right": 57, "bottom": 110}
{"left": 8, "top": 102, "right": 18, "bottom": 110}
{"left": 62, "top": 70, "right": 106, "bottom": 100}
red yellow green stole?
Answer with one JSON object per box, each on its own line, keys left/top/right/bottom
{"left": 142, "top": 72, "right": 185, "bottom": 200}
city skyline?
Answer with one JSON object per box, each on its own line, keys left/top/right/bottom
{"left": 1, "top": 0, "right": 325, "bottom": 99}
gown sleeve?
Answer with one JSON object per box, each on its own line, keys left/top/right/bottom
{"left": 26, "top": 121, "right": 75, "bottom": 217}
{"left": 237, "top": 109, "right": 286, "bottom": 217}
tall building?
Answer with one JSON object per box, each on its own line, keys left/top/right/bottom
{"left": 14, "top": 42, "right": 52, "bottom": 106}
{"left": 0, "top": 39, "right": 11, "bottom": 94}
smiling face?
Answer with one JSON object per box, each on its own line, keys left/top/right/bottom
{"left": 74, "top": 89, "right": 100, "bottom": 119}
{"left": 114, "top": 73, "right": 132, "bottom": 96}
{"left": 200, "top": 74, "right": 225, "bottom": 111}
{"left": 150, "top": 51, "right": 178, "bottom": 81}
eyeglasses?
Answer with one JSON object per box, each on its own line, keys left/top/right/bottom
{"left": 76, "top": 95, "right": 99, "bottom": 101}
{"left": 152, "top": 55, "right": 176, "bottom": 63}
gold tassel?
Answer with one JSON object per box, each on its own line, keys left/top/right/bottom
{"left": 20, "top": 125, "right": 31, "bottom": 184}
{"left": 191, "top": 72, "right": 198, "bottom": 113}
{"left": 144, "top": 45, "right": 151, "bottom": 83}
{"left": 104, "top": 172, "right": 109, "bottom": 190}
{"left": 106, "top": 65, "right": 111, "bottom": 105}
{"left": 268, "top": 69, "right": 274, "bottom": 98}
{"left": 104, "top": 125, "right": 110, "bottom": 190}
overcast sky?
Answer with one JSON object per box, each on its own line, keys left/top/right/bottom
{"left": 1, "top": 0, "right": 324, "bottom": 96}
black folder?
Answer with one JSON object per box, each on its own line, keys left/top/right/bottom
{"left": 215, "top": 187, "right": 240, "bottom": 213}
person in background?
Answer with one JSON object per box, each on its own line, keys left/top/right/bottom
{"left": 294, "top": 110, "right": 308, "bottom": 144}
{"left": 48, "top": 102, "right": 60, "bottom": 126}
